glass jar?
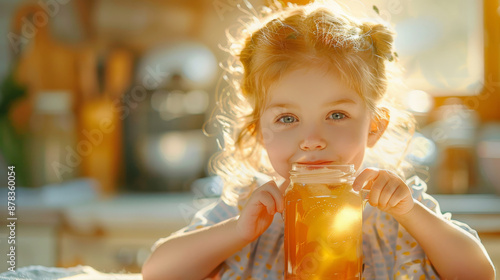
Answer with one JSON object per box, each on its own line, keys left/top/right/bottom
{"left": 283, "top": 163, "right": 364, "bottom": 280}
{"left": 29, "top": 91, "right": 77, "bottom": 187}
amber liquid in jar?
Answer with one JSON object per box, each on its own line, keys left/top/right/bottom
{"left": 284, "top": 164, "right": 363, "bottom": 280}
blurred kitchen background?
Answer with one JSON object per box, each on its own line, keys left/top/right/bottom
{"left": 0, "top": 0, "right": 499, "bottom": 276}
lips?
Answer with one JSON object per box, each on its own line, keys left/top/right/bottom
{"left": 296, "top": 160, "right": 334, "bottom": 165}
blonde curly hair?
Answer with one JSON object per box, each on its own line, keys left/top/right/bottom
{"left": 205, "top": 0, "right": 416, "bottom": 206}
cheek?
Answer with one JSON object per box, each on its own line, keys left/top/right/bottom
{"left": 262, "top": 130, "right": 296, "bottom": 176}
{"left": 263, "top": 131, "right": 294, "bottom": 160}
{"left": 337, "top": 137, "right": 366, "bottom": 163}
{"left": 325, "top": 124, "right": 369, "bottom": 165}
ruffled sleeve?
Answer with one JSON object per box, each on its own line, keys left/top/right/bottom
{"left": 409, "top": 176, "right": 479, "bottom": 240}
{"left": 361, "top": 175, "right": 479, "bottom": 280}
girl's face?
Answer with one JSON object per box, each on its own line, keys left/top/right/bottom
{"left": 259, "top": 66, "right": 381, "bottom": 179}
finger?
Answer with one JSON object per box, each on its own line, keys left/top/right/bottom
{"left": 262, "top": 181, "right": 285, "bottom": 212}
{"left": 388, "top": 184, "right": 411, "bottom": 208}
{"left": 353, "top": 168, "right": 380, "bottom": 191}
{"left": 378, "top": 180, "right": 400, "bottom": 209}
{"left": 367, "top": 172, "right": 389, "bottom": 207}
{"left": 256, "top": 191, "right": 276, "bottom": 215}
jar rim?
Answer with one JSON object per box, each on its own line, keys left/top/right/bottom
{"left": 289, "top": 163, "right": 355, "bottom": 183}
{"left": 291, "top": 163, "right": 355, "bottom": 172}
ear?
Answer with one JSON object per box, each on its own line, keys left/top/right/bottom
{"left": 367, "top": 107, "right": 390, "bottom": 148}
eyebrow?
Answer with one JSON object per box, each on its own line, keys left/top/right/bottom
{"left": 266, "top": 98, "right": 357, "bottom": 110}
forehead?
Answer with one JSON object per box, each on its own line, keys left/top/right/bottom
{"left": 265, "top": 66, "right": 363, "bottom": 106}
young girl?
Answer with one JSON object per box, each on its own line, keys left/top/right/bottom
{"left": 142, "top": 1, "right": 495, "bottom": 279}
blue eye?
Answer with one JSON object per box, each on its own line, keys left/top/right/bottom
{"left": 278, "top": 115, "right": 297, "bottom": 124}
{"left": 328, "top": 112, "right": 346, "bottom": 120}
{"left": 279, "top": 116, "right": 296, "bottom": 123}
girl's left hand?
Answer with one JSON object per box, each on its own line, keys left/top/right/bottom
{"left": 353, "top": 168, "right": 415, "bottom": 218}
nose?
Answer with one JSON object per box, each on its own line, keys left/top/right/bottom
{"left": 299, "top": 135, "right": 327, "bottom": 151}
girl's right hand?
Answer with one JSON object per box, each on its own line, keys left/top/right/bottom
{"left": 235, "top": 180, "right": 290, "bottom": 242}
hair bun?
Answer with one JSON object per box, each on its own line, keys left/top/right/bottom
{"left": 361, "top": 22, "right": 395, "bottom": 61}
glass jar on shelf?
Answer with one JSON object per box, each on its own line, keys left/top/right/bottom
{"left": 29, "top": 91, "right": 77, "bottom": 187}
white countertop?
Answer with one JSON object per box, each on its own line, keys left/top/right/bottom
{"left": 433, "top": 194, "right": 500, "bottom": 233}
{"left": 0, "top": 179, "right": 218, "bottom": 235}
{"left": 433, "top": 194, "right": 500, "bottom": 214}
{"left": 60, "top": 192, "right": 218, "bottom": 235}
